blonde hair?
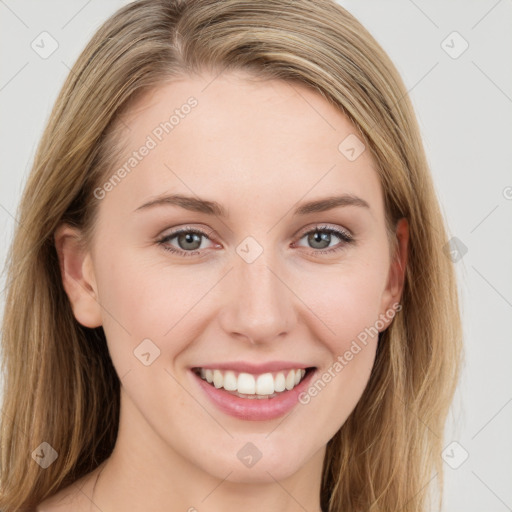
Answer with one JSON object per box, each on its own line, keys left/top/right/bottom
{"left": 0, "top": 0, "right": 462, "bottom": 510}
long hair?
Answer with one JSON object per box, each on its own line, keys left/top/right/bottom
{"left": 0, "top": 1, "right": 463, "bottom": 510}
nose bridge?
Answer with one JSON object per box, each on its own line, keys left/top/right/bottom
{"left": 219, "top": 246, "right": 296, "bottom": 343}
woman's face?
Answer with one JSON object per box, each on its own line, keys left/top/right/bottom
{"left": 58, "top": 71, "right": 407, "bottom": 484}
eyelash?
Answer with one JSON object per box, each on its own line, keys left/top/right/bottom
{"left": 157, "top": 224, "right": 354, "bottom": 258}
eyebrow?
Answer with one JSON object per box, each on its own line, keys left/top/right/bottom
{"left": 134, "top": 193, "right": 370, "bottom": 217}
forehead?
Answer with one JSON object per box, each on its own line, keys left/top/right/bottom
{"left": 100, "top": 71, "right": 383, "bottom": 221}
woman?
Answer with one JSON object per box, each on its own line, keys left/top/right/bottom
{"left": 0, "top": 0, "right": 462, "bottom": 510}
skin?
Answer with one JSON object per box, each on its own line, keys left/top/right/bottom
{"left": 42, "top": 70, "right": 408, "bottom": 512}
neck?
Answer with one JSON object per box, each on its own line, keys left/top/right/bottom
{"left": 90, "top": 388, "right": 325, "bottom": 512}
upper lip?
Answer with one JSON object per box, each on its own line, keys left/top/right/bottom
{"left": 191, "top": 361, "right": 315, "bottom": 374}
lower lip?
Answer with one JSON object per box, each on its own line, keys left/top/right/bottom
{"left": 191, "top": 369, "right": 316, "bottom": 421}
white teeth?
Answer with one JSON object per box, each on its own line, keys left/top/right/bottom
{"left": 196, "top": 367, "right": 310, "bottom": 396}
{"left": 285, "top": 370, "right": 295, "bottom": 390}
{"left": 238, "top": 373, "right": 256, "bottom": 394}
{"left": 274, "top": 372, "right": 286, "bottom": 392}
{"left": 256, "top": 373, "right": 274, "bottom": 395}
{"left": 213, "top": 370, "right": 223, "bottom": 388}
{"left": 223, "top": 370, "right": 237, "bottom": 391}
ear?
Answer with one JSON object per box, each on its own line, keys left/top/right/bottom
{"left": 54, "top": 224, "right": 102, "bottom": 328}
{"left": 378, "top": 217, "right": 409, "bottom": 330}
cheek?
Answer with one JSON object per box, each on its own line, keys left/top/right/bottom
{"left": 294, "top": 263, "right": 385, "bottom": 432}
{"left": 93, "top": 249, "right": 217, "bottom": 364}
{"left": 296, "top": 258, "right": 388, "bottom": 349}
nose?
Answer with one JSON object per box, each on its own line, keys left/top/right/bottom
{"left": 217, "top": 252, "right": 298, "bottom": 345}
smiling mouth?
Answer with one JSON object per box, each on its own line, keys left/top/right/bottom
{"left": 192, "top": 367, "right": 316, "bottom": 399}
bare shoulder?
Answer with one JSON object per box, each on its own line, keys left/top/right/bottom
{"left": 35, "top": 466, "right": 102, "bottom": 512}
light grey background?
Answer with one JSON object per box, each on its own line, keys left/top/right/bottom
{"left": 1, "top": 1, "right": 511, "bottom": 510}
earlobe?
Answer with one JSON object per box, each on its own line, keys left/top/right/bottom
{"left": 54, "top": 224, "right": 103, "bottom": 328}
{"left": 379, "top": 217, "right": 409, "bottom": 329}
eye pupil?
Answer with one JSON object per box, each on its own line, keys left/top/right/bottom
{"left": 308, "top": 231, "right": 331, "bottom": 249}
{"left": 178, "top": 232, "right": 202, "bottom": 250}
